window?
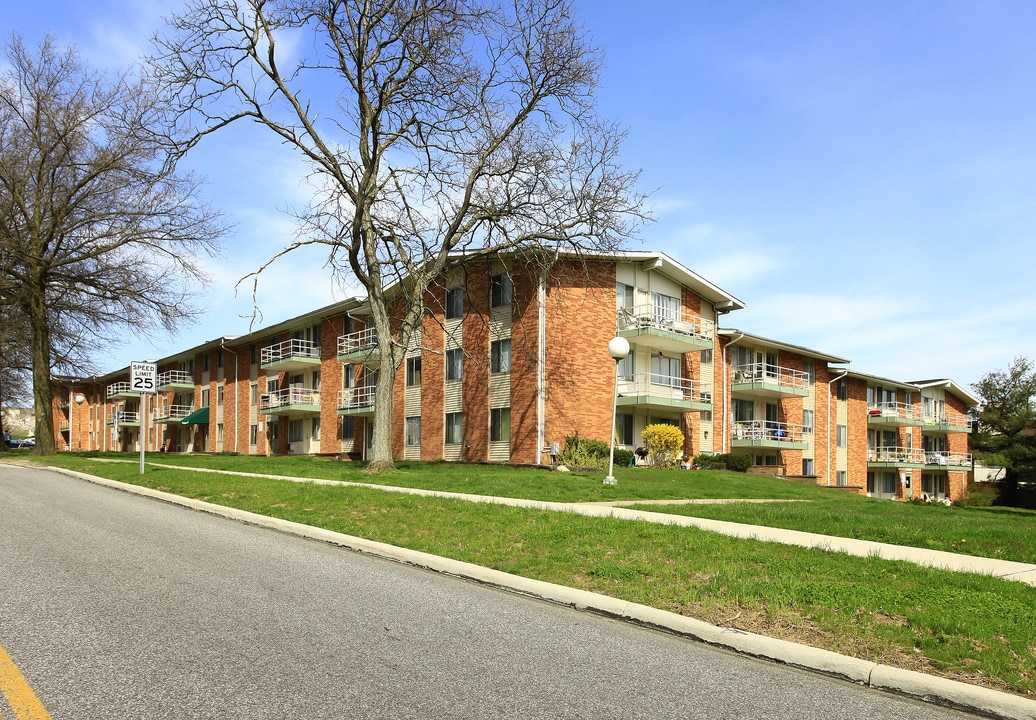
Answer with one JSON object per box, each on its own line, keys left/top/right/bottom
{"left": 804, "top": 360, "right": 815, "bottom": 383}
{"left": 249, "top": 424, "right": 258, "bottom": 445}
{"left": 490, "top": 339, "right": 511, "bottom": 374}
{"left": 837, "top": 424, "right": 847, "bottom": 447}
{"left": 446, "top": 287, "right": 463, "bottom": 319}
{"left": 733, "top": 399, "right": 754, "bottom": 423}
{"left": 202, "top": 354, "right": 210, "bottom": 372}
{"left": 343, "top": 314, "right": 357, "bottom": 335}
{"left": 267, "top": 378, "right": 279, "bottom": 393}
{"left": 616, "top": 282, "right": 634, "bottom": 311}
{"left": 802, "top": 410, "right": 814, "bottom": 434}
{"left": 250, "top": 344, "right": 258, "bottom": 364}
{"left": 217, "top": 349, "right": 224, "bottom": 368}
{"left": 701, "top": 410, "right": 713, "bottom": 422}
{"left": 312, "top": 417, "right": 321, "bottom": 441}
{"left": 289, "top": 419, "right": 304, "bottom": 443}
{"left": 651, "top": 292, "right": 680, "bottom": 323}
{"left": 837, "top": 470, "right": 848, "bottom": 487}
{"left": 490, "top": 407, "right": 511, "bottom": 442}
{"left": 217, "top": 423, "right": 224, "bottom": 442}
{"left": 837, "top": 379, "right": 848, "bottom": 401}
{"left": 650, "top": 354, "right": 680, "bottom": 386}
{"left": 701, "top": 349, "right": 713, "bottom": 365}
{"left": 405, "top": 416, "right": 421, "bottom": 446}
{"left": 343, "top": 364, "right": 355, "bottom": 388}
{"left": 201, "top": 388, "right": 210, "bottom": 407}
{"left": 217, "top": 384, "right": 224, "bottom": 405}
{"left": 616, "top": 350, "right": 634, "bottom": 380}
{"left": 446, "top": 349, "right": 463, "bottom": 382}
{"left": 289, "top": 373, "right": 303, "bottom": 388}
{"left": 312, "top": 370, "right": 321, "bottom": 390}
{"left": 341, "top": 416, "right": 355, "bottom": 440}
{"left": 445, "top": 412, "right": 463, "bottom": 444}
{"left": 491, "top": 274, "right": 512, "bottom": 308}
{"left": 802, "top": 458, "right": 814, "bottom": 476}
{"left": 616, "top": 414, "right": 634, "bottom": 446}
{"left": 406, "top": 356, "right": 422, "bottom": 386}
{"left": 250, "top": 383, "right": 258, "bottom": 405}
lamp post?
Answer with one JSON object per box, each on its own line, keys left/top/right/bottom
{"left": 604, "top": 336, "right": 631, "bottom": 485}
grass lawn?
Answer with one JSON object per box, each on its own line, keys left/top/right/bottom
{"left": 24, "top": 453, "right": 1036, "bottom": 696}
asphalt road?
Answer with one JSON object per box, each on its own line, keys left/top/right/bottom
{"left": 0, "top": 464, "right": 981, "bottom": 719}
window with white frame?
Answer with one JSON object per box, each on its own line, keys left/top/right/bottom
{"left": 312, "top": 417, "right": 321, "bottom": 441}
{"left": 837, "top": 470, "right": 848, "bottom": 487}
{"left": 802, "top": 410, "right": 814, "bottom": 434}
{"left": 616, "top": 351, "right": 633, "bottom": 380}
{"left": 490, "top": 274, "right": 512, "bottom": 308}
{"left": 406, "top": 356, "right": 422, "bottom": 386}
{"left": 490, "top": 339, "right": 511, "bottom": 374}
{"left": 616, "top": 414, "right": 634, "bottom": 446}
{"left": 446, "top": 349, "right": 463, "bottom": 382}
{"left": 250, "top": 383, "right": 258, "bottom": 406}
{"left": 249, "top": 424, "right": 258, "bottom": 445}
{"left": 837, "top": 424, "right": 847, "bottom": 447}
{"left": 445, "top": 412, "right": 463, "bottom": 445}
{"left": 701, "top": 349, "right": 713, "bottom": 364}
{"left": 405, "top": 416, "right": 421, "bottom": 446}
{"left": 733, "top": 399, "right": 754, "bottom": 423}
{"left": 802, "top": 458, "right": 814, "bottom": 476}
{"left": 490, "top": 407, "right": 510, "bottom": 442}
{"left": 446, "top": 286, "right": 463, "bottom": 319}
{"left": 651, "top": 292, "right": 680, "bottom": 323}
{"left": 343, "top": 364, "right": 355, "bottom": 388}
{"left": 616, "top": 282, "right": 634, "bottom": 311}
{"left": 289, "top": 419, "right": 303, "bottom": 443}
{"left": 650, "top": 354, "right": 680, "bottom": 386}
{"left": 341, "top": 416, "right": 355, "bottom": 439}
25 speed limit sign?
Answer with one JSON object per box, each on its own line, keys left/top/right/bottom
{"left": 130, "top": 361, "right": 158, "bottom": 394}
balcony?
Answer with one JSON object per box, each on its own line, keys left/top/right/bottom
{"left": 922, "top": 409, "right": 972, "bottom": 433}
{"left": 337, "top": 328, "right": 381, "bottom": 367}
{"left": 924, "top": 451, "right": 972, "bottom": 469}
{"left": 337, "top": 386, "right": 376, "bottom": 416}
{"left": 731, "top": 420, "right": 809, "bottom": 450}
{"left": 259, "top": 387, "right": 321, "bottom": 416}
{"left": 152, "top": 404, "right": 195, "bottom": 424}
{"left": 867, "top": 446, "right": 925, "bottom": 467}
{"left": 261, "top": 338, "right": 321, "bottom": 372}
{"left": 731, "top": 363, "right": 810, "bottom": 398}
{"left": 616, "top": 373, "right": 713, "bottom": 413}
{"left": 157, "top": 370, "right": 194, "bottom": 391}
{"left": 106, "top": 410, "right": 140, "bottom": 427}
{"left": 867, "top": 402, "right": 923, "bottom": 427}
{"left": 106, "top": 381, "right": 136, "bottom": 399}
{"left": 616, "top": 305, "right": 714, "bottom": 354}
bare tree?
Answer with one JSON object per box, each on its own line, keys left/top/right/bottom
{"left": 0, "top": 34, "right": 226, "bottom": 454}
{"left": 150, "top": 0, "right": 647, "bottom": 471}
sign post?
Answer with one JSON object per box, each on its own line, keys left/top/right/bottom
{"left": 130, "top": 362, "right": 157, "bottom": 474}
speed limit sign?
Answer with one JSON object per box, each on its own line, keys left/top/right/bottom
{"left": 130, "top": 361, "right": 158, "bottom": 394}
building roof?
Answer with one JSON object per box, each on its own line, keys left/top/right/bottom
{"left": 910, "top": 378, "right": 981, "bottom": 407}
{"left": 717, "top": 328, "right": 851, "bottom": 364}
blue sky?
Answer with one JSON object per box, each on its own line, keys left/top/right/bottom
{"left": 7, "top": 1, "right": 1036, "bottom": 389}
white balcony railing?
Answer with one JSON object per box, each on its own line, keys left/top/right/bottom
{"left": 110, "top": 411, "right": 140, "bottom": 424}
{"left": 867, "top": 402, "right": 923, "bottom": 422}
{"left": 867, "top": 446, "right": 925, "bottom": 464}
{"left": 732, "top": 363, "right": 810, "bottom": 392}
{"left": 616, "top": 305, "right": 715, "bottom": 341}
{"left": 338, "top": 327, "right": 379, "bottom": 356}
{"left": 732, "top": 420, "right": 810, "bottom": 443}
{"left": 922, "top": 409, "right": 971, "bottom": 429}
{"left": 106, "top": 381, "right": 133, "bottom": 398}
{"left": 924, "top": 451, "right": 972, "bottom": 467}
{"left": 337, "top": 386, "right": 377, "bottom": 411}
{"left": 617, "top": 372, "right": 713, "bottom": 404}
{"left": 260, "top": 387, "right": 320, "bottom": 411}
{"left": 153, "top": 404, "right": 194, "bottom": 421}
{"left": 261, "top": 338, "right": 320, "bottom": 365}
{"left": 158, "top": 370, "right": 194, "bottom": 386}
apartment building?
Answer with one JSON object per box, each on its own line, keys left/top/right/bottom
{"left": 51, "top": 250, "right": 976, "bottom": 501}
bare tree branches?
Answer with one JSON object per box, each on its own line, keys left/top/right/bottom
{"left": 150, "top": 0, "right": 648, "bottom": 470}
{"left": 0, "top": 33, "right": 227, "bottom": 453}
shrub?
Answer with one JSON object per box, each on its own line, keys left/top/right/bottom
{"left": 692, "top": 452, "right": 752, "bottom": 472}
{"left": 556, "top": 432, "right": 610, "bottom": 469}
{"left": 612, "top": 448, "right": 634, "bottom": 468}
{"left": 641, "top": 423, "right": 684, "bottom": 469}
{"left": 725, "top": 452, "right": 753, "bottom": 472}
{"left": 693, "top": 453, "right": 725, "bottom": 470}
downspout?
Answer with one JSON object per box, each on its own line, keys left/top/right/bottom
{"left": 826, "top": 367, "right": 849, "bottom": 486}
{"left": 537, "top": 273, "right": 546, "bottom": 465}
{"left": 722, "top": 331, "right": 745, "bottom": 454}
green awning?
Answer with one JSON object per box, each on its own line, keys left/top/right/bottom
{"left": 180, "top": 407, "right": 210, "bottom": 425}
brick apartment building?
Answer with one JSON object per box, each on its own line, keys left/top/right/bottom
{"left": 50, "top": 250, "right": 976, "bottom": 502}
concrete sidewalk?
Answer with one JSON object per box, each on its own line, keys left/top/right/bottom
{"left": 36, "top": 463, "right": 1036, "bottom": 720}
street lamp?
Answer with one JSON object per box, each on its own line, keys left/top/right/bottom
{"left": 604, "top": 335, "right": 631, "bottom": 485}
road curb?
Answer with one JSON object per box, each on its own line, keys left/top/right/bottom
{"left": 46, "top": 466, "right": 1036, "bottom": 720}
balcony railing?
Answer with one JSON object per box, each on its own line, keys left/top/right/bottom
{"left": 617, "top": 373, "right": 713, "bottom": 404}
{"left": 616, "top": 305, "right": 715, "bottom": 342}
{"left": 867, "top": 446, "right": 925, "bottom": 464}
{"left": 924, "top": 451, "right": 972, "bottom": 467}
{"left": 731, "top": 363, "right": 810, "bottom": 392}
{"left": 153, "top": 404, "right": 194, "bottom": 422}
{"left": 867, "top": 402, "right": 923, "bottom": 423}
{"left": 107, "top": 381, "right": 133, "bottom": 398}
{"left": 108, "top": 411, "right": 140, "bottom": 425}
{"left": 338, "top": 327, "right": 379, "bottom": 355}
{"left": 259, "top": 387, "right": 320, "bottom": 412}
{"left": 261, "top": 338, "right": 320, "bottom": 366}
{"left": 732, "top": 420, "right": 810, "bottom": 444}
{"left": 337, "top": 386, "right": 376, "bottom": 412}
{"left": 157, "top": 370, "right": 194, "bottom": 388}
{"left": 922, "top": 409, "right": 971, "bottom": 431}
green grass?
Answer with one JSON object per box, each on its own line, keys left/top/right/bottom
{"left": 24, "top": 453, "right": 1036, "bottom": 696}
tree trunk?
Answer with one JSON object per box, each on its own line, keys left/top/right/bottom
{"left": 28, "top": 281, "right": 55, "bottom": 455}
